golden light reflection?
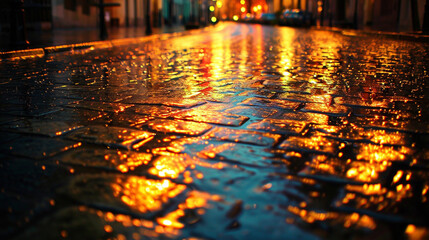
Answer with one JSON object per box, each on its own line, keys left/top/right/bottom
{"left": 149, "top": 155, "right": 189, "bottom": 180}
{"left": 346, "top": 184, "right": 387, "bottom": 195}
{"left": 309, "top": 155, "right": 337, "bottom": 175}
{"left": 288, "top": 206, "right": 338, "bottom": 223}
{"left": 357, "top": 144, "right": 409, "bottom": 162}
{"left": 280, "top": 135, "right": 337, "bottom": 154}
{"left": 109, "top": 151, "right": 152, "bottom": 173}
{"left": 288, "top": 206, "right": 376, "bottom": 229}
{"left": 157, "top": 191, "right": 220, "bottom": 229}
{"left": 81, "top": 206, "right": 181, "bottom": 238}
{"left": 363, "top": 130, "right": 407, "bottom": 145}
{"left": 346, "top": 161, "right": 387, "bottom": 182}
{"left": 406, "top": 224, "right": 429, "bottom": 240}
{"left": 147, "top": 119, "right": 212, "bottom": 136}
{"left": 112, "top": 177, "right": 186, "bottom": 214}
{"left": 277, "top": 28, "right": 296, "bottom": 87}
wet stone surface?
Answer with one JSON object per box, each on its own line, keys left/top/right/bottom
{"left": 0, "top": 22, "right": 429, "bottom": 239}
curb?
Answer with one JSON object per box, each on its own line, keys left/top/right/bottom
{"left": 0, "top": 24, "right": 220, "bottom": 61}
{"left": 0, "top": 37, "right": 152, "bottom": 61}
{"left": 314, "top": 26, "right": 429, "bottom": 42}
{"left": 0, "top": 48, "right": 45, "bottom": 60}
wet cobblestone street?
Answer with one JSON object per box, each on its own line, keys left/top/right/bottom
{"left": 1, "top": 22, "right": 429, "bottom": 239}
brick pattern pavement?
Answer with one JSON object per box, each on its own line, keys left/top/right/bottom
{"left": 1, "top": 23, "right": 428, "bottom": 239}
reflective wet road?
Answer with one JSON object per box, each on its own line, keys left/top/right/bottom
{"left": 1, "top": 22, "right": 429, "bottom": 239}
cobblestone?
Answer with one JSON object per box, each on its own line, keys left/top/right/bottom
{"left": 0, "top": 22, "right": 428, "bottom": 239}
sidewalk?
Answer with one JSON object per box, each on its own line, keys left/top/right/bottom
{"left": 313, "top": 26, "right": 429, "bottom": 42}
{"left": 0, "top": 25, "right": 185, "bottom": 52}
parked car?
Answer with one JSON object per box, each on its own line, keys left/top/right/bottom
{"left": 280, "top": 9, "right": 312, "bottom": 27}
{"left": 258, "top": 13, "right": 278, "bottom": 25}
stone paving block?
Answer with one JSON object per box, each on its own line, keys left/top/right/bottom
{"left": 333, "top": 178, "right": 429, "bottom": 225}
{"left": 224, "top": 106, "right": 278, "bottom": 118}
{"left": 147, "top": 154, "right": 203, "bottom": 183}
{"left": 172, "top": 109, "right": 249, "bottom": 126}
{"left": 357, "top": 129, "right": 411, "bottom": 146}
{"left": 355, "top": 143, "right": 411, "bottom": 163}
{"left": 146, "top": 118, "right": 212, "bottom": 136}
{"left": 302, "top": 102, "right": 350, "bottom": 116}
{"left": 285, "top": 204, "right": 382, "bottom": 236}
{"left": 152, "top": 137, "right": 210, "bottom": 156}
{"left": 247, "top": 119, "right": 307, "bottom": 135}
{"left": 59, "top": 148, "right": 152, "bottom": 173}
{"left": 315, "top": 125, "right": 413, "bottom": 146}
{"left": 0, "top": 119, "right": 82, "bottom": 137}
{"left": 237, "top": 89, "right": 278, "bottom": 99}
{"left": 66, "top": 101, "right": 134, "bottom": 114}
{"left": 274, "top": 92, "right": 313, "bottom": 103}
{"left": 275, "top": 111, "right": 331, "bottom": 125}
{"left": 189, "top": 102, "right": 232, "bottom": 112}
{"left": 0, "top": 103, "right": 62, "bottom": 117}
{"left": 54, "top": 86, "right": 134, "bottom": 103}
{"left": 59, "top": 174, "right": 187, "bottom": 218}
{"left": 197, "top": 142, "right": 277, "bottom": 168}
{"left": 240, "top": 97, "right": 300, "bottom": 110}
{"left": 196, "top": 92, "right": 235, "bottom": 103}
{"left": 334, "top": 96, "right": 390, "bottom": 109}
{"left": 124, "top": 94, "right": 206, "bottom": 108}
{"left": 66, "top": 125, "right": 155, "bottom": 150}
{"left": 206, "top": 127, "right": 282, "bottom": 147}
{"left": 354, "top": 114, "right": 429, "bottom": 134}
{"left": 163, "top": 99, "right": 207, "bottom": 109}
{"left": 98, "top": 113, "right": 155, "bottom": 128}
{"left": 279, "top": 135, "right": 340, "bottom": 156}
{"left": 0, "top": 136, "right": 81, "bottom": 159}
{"left": 41, "top": 108, "right": 108, "bottom": 123}
{"left": 133, "top": 104, "right": 184, "bottom": 118}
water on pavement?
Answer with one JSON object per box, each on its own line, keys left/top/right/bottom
{"left": 1, "top": 22, "right": 428, "bottom": 240}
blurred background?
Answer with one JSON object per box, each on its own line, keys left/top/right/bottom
{"left": 0, "top": 0, "right": 428, "bottom": 50}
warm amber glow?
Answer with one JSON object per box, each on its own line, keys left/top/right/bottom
{"left": 406, "top": 224, "right": 428, "bottom": 240}
{"left": 149, "top": 155, "right": 189, "bottom": 179}
{"left": 112, "top": 177, "right": 186, "bottom": 214}
{"left": 357, "top": 144, "right": 407, "bottom": 162}
{"left": 156, "top": 191, "right": 218, "bottom": 230}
